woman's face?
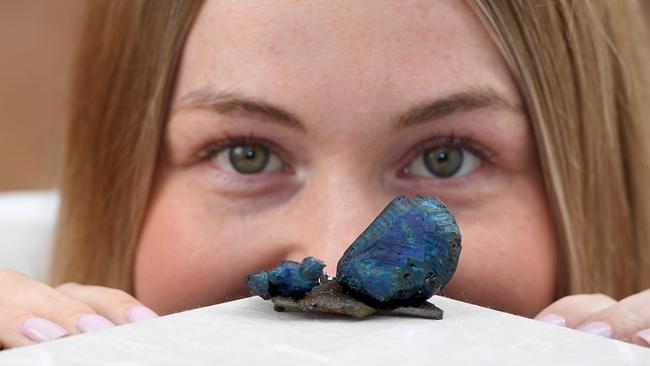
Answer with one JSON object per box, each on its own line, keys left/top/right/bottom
{"left": 135, "top": 0, "right": 557, "bottom": 317}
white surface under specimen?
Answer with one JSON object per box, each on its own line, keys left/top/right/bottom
{"left": 0, "top": 295, "right": 648, "bottom": 365}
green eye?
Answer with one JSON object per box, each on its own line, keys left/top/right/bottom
{"left": 228, "top": 145, "right": 270, "bottom": 174}
{"left": 405, "top": 143, "right": 480, "bottom": 179}
{"left": 209, "top": 141, "right": 284, "bottom": 175}
{"left": 423, "top": 146, "right": 464, "bottom": 177}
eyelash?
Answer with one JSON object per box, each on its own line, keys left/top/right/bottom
{"left": 198, "top": 132, "right": 291, "bottom": 171}
{"left": 198, "top": 131, "right": 493, "bottom": 176}
{"left": 409, "top": 132, "right": 493, "bottom": 164}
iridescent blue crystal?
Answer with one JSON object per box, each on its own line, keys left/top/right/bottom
{"left": 336, "top": 195, "right": 461, "bottom": 306}
{"left": 245, "top": 256, "right": 325, "bottom": 299}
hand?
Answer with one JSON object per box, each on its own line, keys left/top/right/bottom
{"left": 534, "top": 290, "right": 650, "bottom": 347}
{"left": 0, "top": 269, "right": 158, "bottom": 350}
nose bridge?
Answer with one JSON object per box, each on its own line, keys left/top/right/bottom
{"left": 287, "top": 169, "right": 390, "bottom": 275}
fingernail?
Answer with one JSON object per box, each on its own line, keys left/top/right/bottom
{"left": 535, "top": 313, "right": 566, "bottom": 327}
{"left": 21, "top": 317, "right": 68, "bottom": 342}
{"left": 632, "top": 328, "right": 650, "bottom": 347}
{"left": 125, "top": 305, "right": 159, "bottom": 323}
{"left": 577, "top": 321, "right": 612, "bottom": 338}
{"left": 77, "top": 314, "right": 115, "bottom": 333}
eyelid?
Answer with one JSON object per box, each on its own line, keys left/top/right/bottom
{"left": 197, "top": 133, "right": 294, "bottom": 174}
{"left": 410, "top": 133, "right": 493, "bottom": 163}
{"left": 395, "top": 132, "right": 494, "bottom": 183}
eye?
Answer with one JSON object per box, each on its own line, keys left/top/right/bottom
{"left": 212, "top": 144, "right": 283, "bottom": 174}
{"left": 406, "top": 146, "right": 480, "bottom": 178}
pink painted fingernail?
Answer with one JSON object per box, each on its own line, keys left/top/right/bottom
{"left": 77, "top": 314, "right": 115, "bottom": 333}
{"left": 577, "top": 321, "right": 612, "bottom": 338}
{"left": 535, "top": 313, "right": 567, "bottom": 327}
{"left": 633, "top": 328, "right": 650, "bottom": 347}
{"left": 126, "top": 305, "right": 159, "bottom": 323}
{"left": 21, "top": 317, "right": 68, "bottom": 342}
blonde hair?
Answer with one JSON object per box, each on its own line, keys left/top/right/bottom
{"left": 52, "top": 0, "right": 650, "bottom": 301}
{"left": 467, "top": 0, "right": 650, "bottom": 299}
{"left": 51, "top": 0, "right": 202, "bottom": 291}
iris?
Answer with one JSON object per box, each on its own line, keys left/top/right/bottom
{"left": 228, "top": 145, "right": 270, "bottom": 174}
{"left": 423, "top": 146, "right": 463, "bottom": 177}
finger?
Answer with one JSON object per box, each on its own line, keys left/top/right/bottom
{"left": 534, "top": 293, "right": 617, "bottom": 328}
{"left": 0, "top": 304, "right": 64, "bottom": 349}
{"left": 0, "top": 270, "right": 114, "bottom": 335}
{"left": 575, "top": 289, "right": 650, "bottom": 342}
{"left": 632, "top": 328, "right": 650, "bottom": 348}
{"left": 56, "top": 283, "right": 159, "bottom": 325}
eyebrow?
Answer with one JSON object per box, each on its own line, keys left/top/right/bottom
{"left": 175, "top": 89, "right": 306, "bottom": 132}
{"left": 393, "top": 88, "right": 521, "bottom": 129}
{"left": 174, "top": 87, "right": 520, "bottom": 132}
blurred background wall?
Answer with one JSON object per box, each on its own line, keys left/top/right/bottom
{"left": 0, "top": 1, "right": 85, "bottom": 191}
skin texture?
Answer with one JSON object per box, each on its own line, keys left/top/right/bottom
{"left": 134, "top": 0, "right": 557, "bottom": 317}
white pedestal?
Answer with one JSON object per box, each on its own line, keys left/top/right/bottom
{"left": 1, "top": 296, "right": 648, "bottom": 365}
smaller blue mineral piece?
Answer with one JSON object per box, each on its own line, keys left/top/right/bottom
{"left": 245, "top": 256, "right": 325, "bottom": 299}
{"left": 336, "top": 195, "right": 461, "bottom": 306}
{"left": 298, "top": 256, "right": 326, "bottom": 281}
{"left": 245, "top": 271, "right": 272, "bottom": 300}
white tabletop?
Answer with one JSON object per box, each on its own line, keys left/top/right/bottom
{"left": 0, "top": 295, "right": 648, "bottom": 365}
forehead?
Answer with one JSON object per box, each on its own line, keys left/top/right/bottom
{"left": 174, "top": 0, "right": 518, "bottom": 122}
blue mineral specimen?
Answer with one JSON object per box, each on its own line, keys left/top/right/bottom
{"left": 245, "top": 271, "right": 272, "bottom": 300}
{"left": 245, "top": 256, "right": 325, "bottom": 299}
{"left": 336, "top": 195, "right": 461, "bottom": 306}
